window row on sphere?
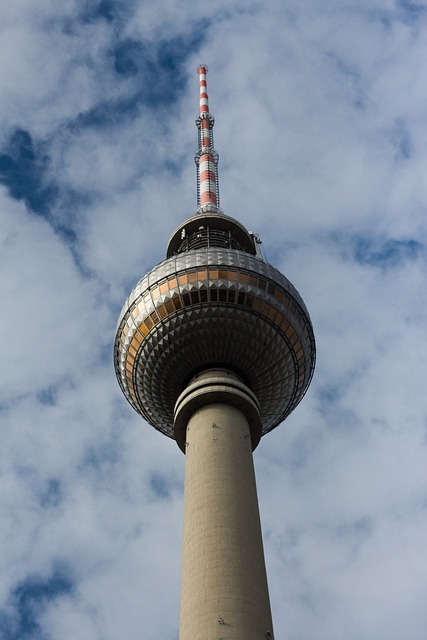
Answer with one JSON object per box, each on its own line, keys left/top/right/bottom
{"left": 120, "top": 267, "right": 310, "bottom": 343}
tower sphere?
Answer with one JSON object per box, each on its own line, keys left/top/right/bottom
{"left": 114, "top": 210, "right": 315, "bottom": 450}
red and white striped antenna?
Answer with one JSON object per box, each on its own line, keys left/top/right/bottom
{"left": 195, "top": 64, "right": 222, "bottom": 214}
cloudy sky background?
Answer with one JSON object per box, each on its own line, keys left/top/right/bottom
{"left": 0, "top": 1, "right": 426, "bottom": 638}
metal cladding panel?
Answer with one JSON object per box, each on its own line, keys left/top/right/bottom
{"left": 114, "top": 248, "right": 315, "bottom": 439}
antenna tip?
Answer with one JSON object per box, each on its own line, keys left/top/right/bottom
{"left": 197, "top": 64, "right": 208, "bottom": 74}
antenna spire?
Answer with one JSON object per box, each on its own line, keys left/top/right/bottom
{"left": 195, "top": 64, "right": 222, "bottom": 215}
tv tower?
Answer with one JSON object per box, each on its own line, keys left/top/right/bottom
{"left": 114, "top": 65, "right": 316, "bottom": 640}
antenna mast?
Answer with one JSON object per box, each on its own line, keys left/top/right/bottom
{"left": 195, "top": 64, "right": 222, "bottom": 214}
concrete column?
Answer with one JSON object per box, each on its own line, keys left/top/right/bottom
{"left": 176, "top": 370, "right": 274, "bottom": 640}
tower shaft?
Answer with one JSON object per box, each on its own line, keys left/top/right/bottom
{"left": 177, "top": 371, "right": 274, "bottom": 640}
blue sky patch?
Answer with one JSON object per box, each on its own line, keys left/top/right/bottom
{"left": 70, "top": 31, "right": 204, "bottom": 132}
{"left": 333, "top": 516, "right": 373, "bottom": 539}
{"left": 391, "top": 118, "right": 412, "bottom": 160}
{"left": 354, "top": 238, "right": 423, "bottom": 267}
{"left": 36, "top": 386, "right": 58, "bottom": 407}
{"left": 39, "top": 479, "right": 63, "bottom": 509}
{"left": 81, "top": 446, "right": 116, "bottom": 473}
{"left": 76, "top": 0, "right": 122, "bottom": 25}
{"left": 0, "top": 129, "right": 57, "bottom": 216}
{"left": 372, "top": 0, "right": 426, "bottom": 28}
{"left": 111, "top": 31, "right": 205, "bottom": 108}
{"left": 398, "top": 0, "right": 426, "bottom": 23}
{"left": 113, "top": 35, "right": 192, "bottom": 107}
{"left": 316, "top": 380, "right": 362, "bottom": 431}
{"left": 114, "top": 39, "right": 144, "bottom": 77}
{"left": 94, "top": 0, "right": 116, "bottom": 22}
{"left": 149, "top": 472, "right": 171, "bottom": 499}
{"left": 330, "top": 232, "right": 424, "bottom": 268}
{"left": 149, "top": 471, "right": 181, "bottom": 500}
{"left": 0, "top": 129, "right": 83, "bottom": 247}
{"left": 0, "top": 571, "right": 73, "bottom": 639}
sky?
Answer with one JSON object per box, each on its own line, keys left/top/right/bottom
{"left": 0, "top": 1, "right": 426, "bottom": 638}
